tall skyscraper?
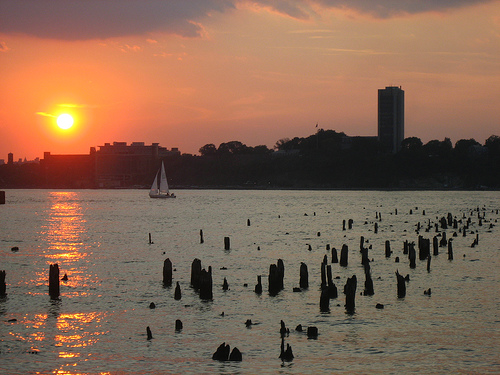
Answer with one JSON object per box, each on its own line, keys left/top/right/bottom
{"left": 378, "top": 86, "right": 404, "bottom": 153}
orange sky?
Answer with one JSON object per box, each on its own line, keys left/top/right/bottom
{"left": 1, "top": 1, "right": 499, "bottom": 160}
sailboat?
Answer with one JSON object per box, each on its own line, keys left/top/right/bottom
{"left": 149, "top": 161, "right": 176, "bottom": 198}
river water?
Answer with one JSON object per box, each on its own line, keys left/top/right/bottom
{"left": 0, "top": 189, "right": 499, "bottom": 374}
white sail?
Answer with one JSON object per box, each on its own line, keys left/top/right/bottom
{"left": 149, "top": 161, "right": 175, "bottom": 198}
{"left": 149, "top": 172, "right": 159, "bottom": 196}
{"left": 159, "top": 162, "right": 169, "bottom": 194}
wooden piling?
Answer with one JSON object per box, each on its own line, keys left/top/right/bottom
{"left": 433, "top": 236, "right": 439, "bottom": 255}
{"left": 148, "top": 233, "right": 153, "bottom": 244}
{"left": 0, "top": 270, "right": 6, "bottom": 297}
{"left": 49, "top": 264, "right": 60, "bottom": 299}
{"left": 319, "top": 288, "right": 330, "bottom": 312}
{"left": 331, "top": 247, "right": 338, "bottom": 263}
{"left": 200, "top": 229, "right": 204, "bottom": 244}
{"left": 224, "top": 237, "right": 230, "bottom": 250}
{"left": 0, "top": 191, "right": 5, "bottom": 205}
{"left": 396, "top": 270, "right": 406, "bottom": 298}
{"left": 147, "top": 326, "right": 153, "bottom": 340}
{"left": 191, "top": 258, "right": 202, "bottom": 289}
{"left": 299, "top": 262, "right": 308, "bottom": 289}
{"left": 385, "top": 240, "right": 391, "bottom": 257}
{"left": 339, "top": 244, "right": 348, "bottom": 267}
{"left": 163, "top": 258, "right": 173, "bottom": 286}
{"left": 268, "top": 259, "right": 284, "bottom": 296}
{"left": 448, "top": 240, "right": 454, "bottom": 260}
{"left": 174, "top": 281, "right": 182, "bottom": 300}
{"left": 254, "top": 275, "right": 262, "bottom": 294}
{"left": 344, "top": 275, "right": 357, "bottom": 314}
{"left": 175, "top": 319, "right": 183, "bottom": 331}
{"left": 199, "top": 266, "right": 213, "bottom": 300}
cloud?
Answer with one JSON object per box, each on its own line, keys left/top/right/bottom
{"left": 0, "top": 0, "right": 235, "bottom": 40}
{"left": 0, "top": 0, "right": 497, "bottom": 40}
{"left": 36, "top": 112, "right": 56, "bottom": 118}
{"left": 311, "top": 0, "right": 499, "bottom": 18}
{"left": 0, "top": 41, "right": 9, "bottom": 52}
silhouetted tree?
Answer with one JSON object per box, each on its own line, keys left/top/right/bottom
{"left": 401, "top": 137, "right": 423, "bottom": 152}
{"left": 199, "top": 144, "right": 217, "bottom": 156}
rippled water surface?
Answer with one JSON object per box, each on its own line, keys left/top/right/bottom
{"left": 1, "top": 189, "right": 499, "bottom": 374}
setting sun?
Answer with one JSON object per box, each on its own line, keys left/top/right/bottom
{"left": 57, "top": 114, "right": 74, "bottom": 130}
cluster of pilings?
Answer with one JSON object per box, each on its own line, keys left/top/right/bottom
{"left": 268, "top": 259, "right": 284, "bottom": 296}
{"left": 212, "top": 342, "right": 242, "bottom": 361}
{"left": 191, "top": 258, "right": 213, "bottom": 300}
{"left": 319, "top": 255, "right": 338, "bottom": 312}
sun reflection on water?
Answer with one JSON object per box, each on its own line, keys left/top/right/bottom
{"left": 34, "top": 192, "right": 92, "bottom": 295}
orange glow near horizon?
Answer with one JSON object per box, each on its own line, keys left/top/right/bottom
{"left": 0, "top": 2, "right": 499, "bottom": 159}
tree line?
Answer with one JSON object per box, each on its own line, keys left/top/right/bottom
{"left": 1, "top": 131, "right": 499, "bottom": 189}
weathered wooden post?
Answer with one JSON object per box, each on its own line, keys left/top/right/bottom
{"left": 448, "top": 240, "right": 454, "bottom": 260}
{"left": 331, "top": 247, "right": 338, "bottom": 263}
{"left": 344, "top": 275, "right": 357, "bottom": 314}
{"left": 361, "top": 248, "right": 369, "bottom": 267}
{"left": 247, "top": 219, "right": 251, "bottom": 226}
{"left": 148, "top": 233, "right": 153, "bottom": 244}
{"left": 348, "top": 219, "right": 353, "bottom": 229}
{"left": 174, "top": 281, "right": 182, "bottom": 300}
{"left": 396, "top": 270, "right": 406, "bottom": 298}
{"left": 440, "top": 232, "right": 447, "bottom": 247}
{"left": 320, "top": 255, "right": 327, "bottom": 289}
{"left": 147, "top": 326, "right": 153, "bottom": 340}
{"left": 0, "top": 270, "right": 6, "bottom": 297}
{"left": 163, "top": 258, "right": 173, "bottom": 286}
{"left": 200, "top": 229, "right": 204, "bottom": 244}
{"left": 0, "top": 191, "right": 5, "bottom": 205}
{"left": 433, "top": 236, "right": 439, "bottom": 255}
{"left": 418, "top": 236, "right": 430, "bottom": 260}
{"left": 254, "top": 275, "right": 262, "bottom": 294}
{"left": 385, "top": 240, "right": 391, "bottom": 258}
{"left": 222, "top": 277, "right": 229, "bottom": 291}
{"left": 342, "top": 219, "right": 346, "bottom": 231}
{"left": 319, "top": 288, "right": 330, "bottom": 312}
{"left": 199, "top": 266, "right": 213, "bottom": 300}
{"left": 374, "top": 222, "right": 378, "bottom": 234}
{"left": 268, "top": 260, "right": 284, "bottom": 295}
{"left": 340, "top": 244, "right": 348, "bottom": 267}
{"left": 299, "top": 262, "right": 308, "bottom": 289}
{"left": 49, "top": 264, "right": 60, "bottom": 299}
{"left": 191, "top": 258, "right": 202, "bottom": 289}
{"left": 175, "top": 319, "right": 183, "bottom": 331}
{"left": 408, "top": 243, "right": 416, "bottom": 269}
{"left": 363, "top": 266, "right": 374, "bottom": 296}
{"left": 224, "top": 237, "right": 230, "bottom": 250}
{"left": 326, "top": 265, "right": 338, "bottom": 298}
{"left": 427, "top": 255, "right": 431, "bottom": 272}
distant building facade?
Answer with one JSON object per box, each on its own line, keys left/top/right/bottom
{"left": 40, "top": 142, "right": 180, "bottom": 188}
{"left": 378, "top": 86, "right": 404, "bottom": 153}
{"left": 94, "top": 142, "right": 179, "bottom": 188}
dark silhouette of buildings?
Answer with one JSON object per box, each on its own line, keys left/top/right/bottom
{"left": 40, "top": 142, "right": 180, "bottom": 188}
{"left": 378, "top": 86, "right": 404, "bottom": 153}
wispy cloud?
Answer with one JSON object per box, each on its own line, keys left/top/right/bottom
{"left": 0, "top": 41, "right": 9, "bottom": 52}
{"left": 36, "top": 112, "right": 56, "bottom": 118}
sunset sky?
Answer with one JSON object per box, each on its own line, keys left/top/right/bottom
{"left": 1, "top": 0, "right": 499, "bottom": 160}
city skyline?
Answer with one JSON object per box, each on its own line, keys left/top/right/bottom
{"left": 1, "top": 1, "right": 499, "bottom": 160}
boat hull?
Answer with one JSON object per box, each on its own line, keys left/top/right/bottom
{"left": 149, "top": 194, "right": 176, "bottom": 199}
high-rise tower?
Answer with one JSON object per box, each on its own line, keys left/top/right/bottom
{"left": 378, "top": 86, "right": 404, "bottom": 153}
